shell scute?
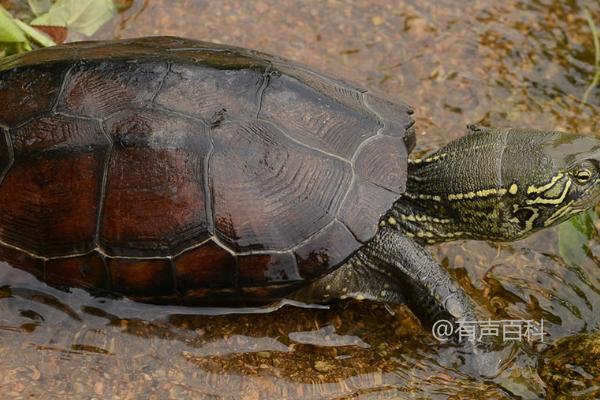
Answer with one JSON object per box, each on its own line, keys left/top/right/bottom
{"left": 0, "top": 116, "right": 109, "bottom": 257}
{"left": 0, "top": 64, "right": 67, "bottom": 126}
{"left": 108, "top": 257, "right": 173, "bottom": 296}
{"left": 155, "top": 63, "right": 265, "bottom": 122}
{"left": 57, "top": 60, "right": 168, "bottom": 118}
{"left": 100, "top": 109, "right": 211, "bottom": 257}
{"left": 45, "top": 253, "right": 107, "bottom": 290}
{"left": 338, "top": 178, "right": 399, "bottom": 242}
{"left": 259, "top": 73, "right": 379, "bottom": 160}
{"left": 363, "top": 93, "right": 414, "bottom": 135}
{"left": 0, "top": 243, "right": 43, "bottom": 279}
{"left": 271, "top": 61, "right": 368, "bottom": 114}
{"left": 209, "top": 119, "right": 352, "bottom": 252}
{"left": 173, "top": 240, "right": 237, "bottom": 291}
{"left": 237, "top": 252, "right": 300, "bottom": 286}
{"left": 294, "top": 220, "right": 361, "bottom": 280}
{"left": 353, "top": 135, "right": 408, "bottom": 194}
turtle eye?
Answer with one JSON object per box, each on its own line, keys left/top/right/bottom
{"left": 572, "top": 167, "right": 593, "bottom": 184}
{"left": 569, "top": 160, "right": 597, "bottom": 185}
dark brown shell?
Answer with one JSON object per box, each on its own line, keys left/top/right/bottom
{"left": 0, "top": 37, "right": 413, "bottom": 304}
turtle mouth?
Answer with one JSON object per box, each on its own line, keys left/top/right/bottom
{"left": 573, "top": 177, "right": 600, "bottom": 209}
{"left": 539, "top": 176, "right": 600, "bottom": 228}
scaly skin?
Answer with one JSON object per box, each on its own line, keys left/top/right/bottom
{"left": 385, "top": 126, "right": 600, "bottom": 244}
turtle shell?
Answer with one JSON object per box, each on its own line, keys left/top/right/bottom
{"left": 0, "top": 37, "right": 414, "bottom": 304}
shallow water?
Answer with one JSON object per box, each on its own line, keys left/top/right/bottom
{"left": 0, "top": 0, "right": 599, "bottom": 398}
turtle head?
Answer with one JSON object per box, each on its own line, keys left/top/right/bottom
{"left": 498, "top": 129, "right": 600, "bottom": 240}
{"left": 504, "top": 130, "right": 600, "bottom": 234}
{"left": 392, "top": 127, "right": 600, "bottom": 243}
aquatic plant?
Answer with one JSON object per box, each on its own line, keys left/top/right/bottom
{"left": 0, "top": 0, "right": 126, "bottom": 58}
{"left": 560, "top": 9, "right": 600, "bottom": 267}
{"left": 582, "top": 8, "right": 600, "bottom": 105}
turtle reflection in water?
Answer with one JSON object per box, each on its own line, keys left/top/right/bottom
{"left": 0, "top": 37, "right": 599, "bottom": 371}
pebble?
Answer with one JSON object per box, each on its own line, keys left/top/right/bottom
{"left": 372, "top": 16, "right": 384, "bottom": 26}
{"left": 314, "top": 360, "right": 333, "bottom": 372}
{"left": 94, "top": 382, "right": 105, "bottom": 396}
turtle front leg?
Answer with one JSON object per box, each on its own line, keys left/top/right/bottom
{"left": 290, "top": 227, "right": 505, "bottom": 376}
{"left": 289, "top": 249, "right": 408, "bottom": 305}
{"left": 291, "top": 227, "right": 478, "bottom": 326}
{"left": 363, "top": 227, "right": 479, "bottom": 326}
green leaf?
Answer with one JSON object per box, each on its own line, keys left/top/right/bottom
{"left": 0, "top": 42, "right": 30, "bottom": 57}
{"left": 558, "top": 209, "right": 597, "bottom": 267}
{"left": 27, "top": 0, "right": 51, "bottom": 16}
{"left": 0, "top": 5, "right": 32, "bottom": 56}
{"left": 0, "top": 5, "right": 29, "bottom": 43}
{"left": 582, "top": 8, "right": 600, "bottom": 106}
{"left": 31, "top": 3, "right": 69, "bottom": 28}
{"left": 14, "top": 19, "right": 55, "bottom": 48}
{"left": 31, "top": 0, "right": 116, "bottom": 36}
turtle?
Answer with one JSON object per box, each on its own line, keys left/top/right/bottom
{"left": 1, "top": 37, "right": 600, "bottom": 342}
